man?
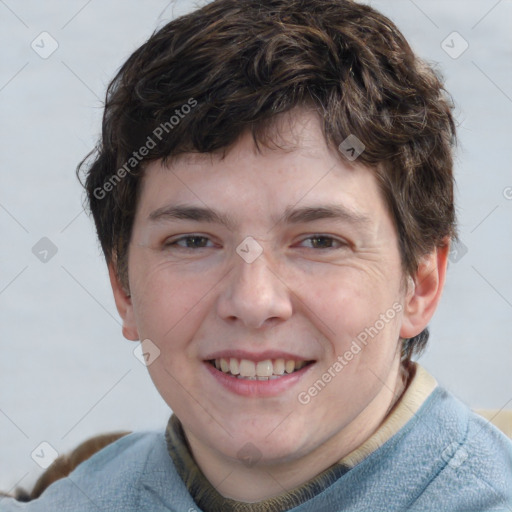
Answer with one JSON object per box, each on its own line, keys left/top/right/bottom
{"left": 2, "top": 0, "right": 511, "bottom": 510}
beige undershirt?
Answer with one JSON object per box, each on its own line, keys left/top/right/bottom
{"left": 165, "top": 362, "right": 438, "bottom": 512}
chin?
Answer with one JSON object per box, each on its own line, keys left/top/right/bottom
{"left": 215, "top": 422, "right": 310, "bottom": 466}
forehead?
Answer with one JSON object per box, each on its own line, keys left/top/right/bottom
{"left": 136, "top": 110, "right": 388, "bottom": 229}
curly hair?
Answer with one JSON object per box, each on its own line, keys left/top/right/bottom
{"left": 79, "top": 0, "right": 457, "bottom": 362}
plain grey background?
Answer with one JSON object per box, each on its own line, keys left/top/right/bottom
{"left": 1, "top": 0, "right": 511, "bottom": 494}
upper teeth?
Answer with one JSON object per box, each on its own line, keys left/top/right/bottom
{"left": 214, "top": 358, "right": 307, "bottom": 378}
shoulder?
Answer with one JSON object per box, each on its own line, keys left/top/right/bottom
{"left": 0, "top": 431, "right": 183, "bottom": 512}
{"left": 62, "top": 429, "right": 169, "bottom": 486}
{"left": 332, "top": 386, "right": 512, "bottom": 511}
{"left": 408, "top": 387, "right": 512, "bottom": 511}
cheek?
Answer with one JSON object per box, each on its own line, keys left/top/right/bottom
{"left": 305, "top": 270, "right": 387, "bottom": 332}
{"left": 301, "top": 266, "right": 404, "bottom": 374}
{"left": 129, "top": 259, "right": 212, "bottom": 344}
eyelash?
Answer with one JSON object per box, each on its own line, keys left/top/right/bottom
{"left": 298, "top": 235, "right": 347, "bottom": 250}
{"left": 164, "top": 234, "right": 347, "bottom": 250}
{"left": 165, "top": 235, "right": 215, "bottom": 249}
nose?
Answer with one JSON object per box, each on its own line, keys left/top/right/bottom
{"left": 216, "top": 251, "right": 293, "bottom": 330}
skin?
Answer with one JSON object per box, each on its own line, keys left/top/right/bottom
{"left": 110, "top": 110, "right": 449, "bottom": 502}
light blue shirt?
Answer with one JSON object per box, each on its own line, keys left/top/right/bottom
{"left": 1, "top": 386, "right": 511, "bottom": 511}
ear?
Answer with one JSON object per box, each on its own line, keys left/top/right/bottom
{"left": 400, "top": 239, "right": 450, "bottom": 339}
{"left": 108, "top": 264, "right": 139, "bottom": 341}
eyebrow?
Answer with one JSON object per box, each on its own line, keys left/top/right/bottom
{"left": 148, "top": 205, "right": 237, "bottom": 231}
{"left": 281, "top": 204, "right": 372, "bottom": 227}
{"left": 148, "top": 204, "right": 372, "bottom": 230}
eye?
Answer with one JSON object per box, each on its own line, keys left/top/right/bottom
{"left": 298, "top": 235, "right": 346, "bottom": 249}
{"left": 165, "top": 235, "right": 215, "bottom": 249}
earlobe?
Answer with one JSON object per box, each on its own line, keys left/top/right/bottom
{"left": 400, "top": 240, "right": 450, "bottom": 339}
{"left": 108, "top": 264, "right": 139, "bottom": 342}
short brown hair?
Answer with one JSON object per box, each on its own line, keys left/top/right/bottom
{"left": 79, "top": 0, "right": 457, "bottom": 362}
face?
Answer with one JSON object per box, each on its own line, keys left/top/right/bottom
{"left": 114, "top": 110, "right": 440, "bottom": 471}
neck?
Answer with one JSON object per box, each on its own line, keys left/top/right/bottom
{"left": 184, "top": 361, "right": 408, "bottom": 503}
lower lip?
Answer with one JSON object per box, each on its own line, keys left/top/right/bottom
{"left": 204, "top": 362, "right": 314, "bottom": 398}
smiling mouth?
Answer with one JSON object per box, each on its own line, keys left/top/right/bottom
{"left": 207, "top": 357, "right": 315, "bottom": 380}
